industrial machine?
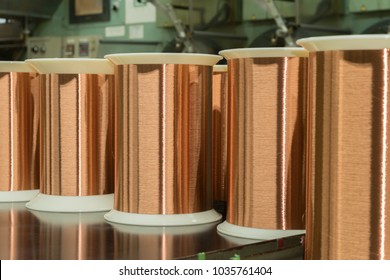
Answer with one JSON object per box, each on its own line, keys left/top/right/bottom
{"left": 0, "top": 0, "right": 389, "bottom": 60}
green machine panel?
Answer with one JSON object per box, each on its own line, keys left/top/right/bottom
{"left": 349, "top": 0, "right": 390, "bottom": 13}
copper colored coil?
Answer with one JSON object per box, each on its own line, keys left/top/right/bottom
{"left": 303, "top": 48, "right": 390, "bottom": 260}
{"left": 39, "top": 73, "right": 115, "bottom": 196}
{"left": 225, "top": 52, "right": 308, "bottom": 230}
{"left": 0, "top": 66, "right": 40, "bottom": 192}
{"left": 113, "top": 63, "right": 213, "bottom": 215}
{"left": 212, "top": 65, "right": 228, "bottom": 203}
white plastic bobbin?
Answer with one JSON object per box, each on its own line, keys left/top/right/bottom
{"left": 29, "top": 209, "right": 106, "bottom": 225}
{"left": 0, "top": 61, "right": 36, "bottom": 73}
{"left": 217, "top": 221, "right": 305, "bottom": 240}
{"left": 25, "top": 193, "right": 114, "bottom": 213}
{"left": 105, "top": 52, "right": 222, "bottom": 66}
{"left": 104, "top": 209, "right": 222, "bottom": 227}
{"left": 297, "top": 34, "right": 390, "bottom": 51}
{"left": 219, "top": 47, "right": 308, "bottom": 59}
{"left": 213, "top": 64, "right": 227, "bottom": 72}
{"left": 104, "top": 52, "right": 222, "bottom": 226}
{"left": 110, "top": 220, "right": 217, "bottom": 235}
{"left": 26, "top": 58, "right": 115, "bottom": 74}
{"left": 24, "top": 58, "right": 115, "bottom": 213}
{"left": 0, "top": 190, "right": 39, "bottom": 203}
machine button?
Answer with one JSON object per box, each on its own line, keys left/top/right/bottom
{"left": 31, "top": 45, "right": 39, "bottom": 53}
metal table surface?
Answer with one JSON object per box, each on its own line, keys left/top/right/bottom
{"left": 0, "top": 202, "right": 304, "bottom": 260}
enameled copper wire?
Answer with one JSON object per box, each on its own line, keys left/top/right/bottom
{"left": 212, "top": 65, "right": 228, "bottom": 204}
{"left": 114, "top": 64, "right": 213, "bottom": 214}
{"left": 226, "top": 55, "right": 308, "bottom": 230}
{"left": 305, "top": 49, "right": 390, "bottom": 260}
{"left": 0, "top": 70, "right": 40, "bottom": 192}
{"left": 39, "top": 73, "right": 115, "bottom": 196}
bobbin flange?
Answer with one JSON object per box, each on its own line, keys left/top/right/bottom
{"left": 29, "top": 209, "right": 106, "bottom": 225}
{"left": 213, "top": 64, "right": 227, "bottom": 72}
{"left": 219, "top": 47, "right": 308, "bottom": 59}
{"left": 217, "top": 221, "right": 305, "bottom": 240}
{"left": 297, "top": 34, "right": 390, "bottom": 51}
{"left": 109, "top": 220, "right": 217, "bottom": 235}
{"left": 0, "top": 190, "right": 39, "bottom": 203}
{"left": 25, "top": 193, "right": 114, "bottom": 213}
{"left": 104, "top": 209, "right": 222, "bottom": 227}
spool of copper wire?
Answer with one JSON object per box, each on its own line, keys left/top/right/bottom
{"left": 0, "top": 62, "right": 40, "bottom": 202}
{"left": 104, "top": 53, "right": 222, "bottom": 226}
{"left": 217, "top": 48, "right": 308, "bottom": 240}
{"left": 298, "top": 35, "right": 390, "bottom": 260}
{"left": 212, "top": 65, "right": 228, "bottom": 212}
{"left": 25, "top": 59, "right": 115, "bottom": 212}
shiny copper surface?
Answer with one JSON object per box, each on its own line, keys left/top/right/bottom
{"left": 212, "top": 66, "right": 228, "bottom": 203}
{"left": 306, "top": 50, "right": 390, "bottom": 260}
{"left": 0, "top": 72, "right": 40, "bottom": 191}
{"left": 30, "top": 211, "right": 112, "bottom": 259}
{"left": 0, "top": 203, "right": 299, "bottom": 260}
{"left": 112, "top": 223, "right": 226, "bottom": 260}
{"left": 0, "top": 203, "right": 40, "bottom": 259}
{"left": 226, "top": 57, "right": 307, "bottom": 230}
{"left": 114, "top": 64, "right": 213, "bottom": 214}
{"left": 40, "top": 73, "right": 114, "bottom": 196}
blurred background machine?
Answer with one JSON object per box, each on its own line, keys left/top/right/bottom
{"left": 0, "top": 0, "right": 390, "bottom": 60}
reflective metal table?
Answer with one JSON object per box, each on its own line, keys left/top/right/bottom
{"left": 0, "top": 202, "right": 304, "bottom": 260}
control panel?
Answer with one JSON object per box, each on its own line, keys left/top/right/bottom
{"left": 26, "top": 36, "right": 101, "bottom": 58}
{"left": 62, "top": 36, "right": 101, "bottom": 58}
{"left": 26, "top": 37, "right": 62, "bottom": 58}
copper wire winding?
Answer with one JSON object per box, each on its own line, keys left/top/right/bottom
{"left": 212, "top": 67, "right": 228, "bottom": 203}
{"left": 0, "top": 71, "right": 40, "bottom": 192}
{"left": 306, "top": 50, "right": 390, "bottom": 260}
{"left": 39, "top": 73, "right": 115, "bottom": 196}
{"left": 226, "top": 56, "right": 307, "bottom": 230}
{"left": 114, "top": 64, "right": 213, "bottom": 214}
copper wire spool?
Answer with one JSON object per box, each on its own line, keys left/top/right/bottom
{"left": 104, "top": 53, "right": 222, "bottom": 226}
{"left": 0, "top": 62, "right": 40, "bottom": 202}
{"left": 212, "top": 65, "right": 228, "bottom": 208}
{"left": 298, "top": 35, "right": 390, "bottom": 260}
{"left": 217, "top": 48, "right": 308, "bottom": 240}
{"left": 25, "top": 59, "right": 115, "bottom": 212}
